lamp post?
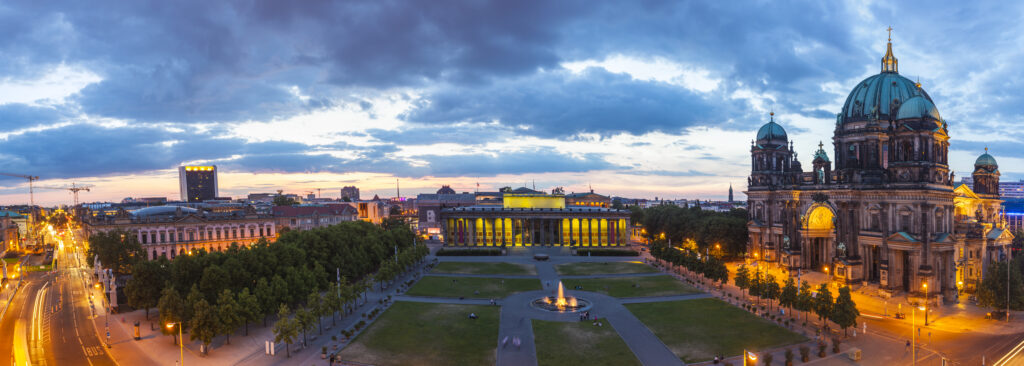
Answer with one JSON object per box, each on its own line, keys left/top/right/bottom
{"left": 167, "top": 322, "right": 183, "bottom": 366}
{"left": 743, "top": 349, "right": 757, "bottom": 366}
{"left": 922, "top": 282, "right": 928, "bottom": 326}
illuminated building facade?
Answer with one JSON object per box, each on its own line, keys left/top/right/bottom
{"left": 84, "top": 205, "right": 276, "bottom": 260}
{"left": 441, "top": 193, "right": 630, "bottom": 246}
{"left": 565, "top": 190, "right": 612, "bottom": 208}
{"left": 746, "top": 35, "right": 1013, "bottom": 299}
{"left": 178, "top": 165, "right": 219, "bottom": 203}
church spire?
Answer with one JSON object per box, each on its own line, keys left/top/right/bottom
{"left": 881, "top": 26, "right": 898, "bottom": 73}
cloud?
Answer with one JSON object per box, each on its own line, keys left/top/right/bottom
{"left": 417, "top": 150, "right": 619, "bottom": 177}
{"left": 0, "top": 104, "right": 67, "bottom": 130}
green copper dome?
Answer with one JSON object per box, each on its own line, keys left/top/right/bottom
{"left": 975, "top": 151, "right": 998, "bottom": 170}
{"left": 895, "top": 96, "right": 941, "bottom": 121}
{"left": 840, "top": 72, "right": 931, "bottom": 123}
{"left": 756, "top": 116, "right": 788, "bottom": 148}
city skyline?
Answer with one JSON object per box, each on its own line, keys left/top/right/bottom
{"left": 1, "top": 1, "right": 1022, "bottom": 205}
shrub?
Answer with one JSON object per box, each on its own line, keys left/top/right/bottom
{"left": 817, "top": 342, "right": 827, "bottom": 357}
{"left": 784, "top": 349, "right": 794, "bottom": 365}
{"left": 832, "top": 338, "right": 841, "bottom": 353}
{"left": 435, "top": 248, "right": 502, "bottom": 256}
{"left": 799, "top": 346, "right": 810, "bottom": 362}
{"left": 763, "top": 352, "right": 773, "bottom": 365}
{"left": 575, "top": 248, "right": 639, "bottom": 256}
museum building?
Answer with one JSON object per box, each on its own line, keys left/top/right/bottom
{"left": 746, "top": 34, "right": 1014, "bottom": 300}
{"left": 440, "top": 193, "right": 630, "bottom": 246}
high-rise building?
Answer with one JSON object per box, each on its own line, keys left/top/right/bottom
{"left": 179, "top": 166, "right": 218, "bottom": 203}
{"left": 340, "top": 186, "right": 360, "bottom": 201}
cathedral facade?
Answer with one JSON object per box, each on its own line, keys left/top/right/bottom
{"left": 746, "top": 36, "right": 1014, "bottom": 301}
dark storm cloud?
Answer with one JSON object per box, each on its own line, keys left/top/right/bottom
{"left": 417, "top": 150, "right": 619, "bottom": 178}
{"left": 0, "top": 104, "right": 67, "bottom": 130}
{"left": 403, "top": 68, "right": 732, "bottom": 137}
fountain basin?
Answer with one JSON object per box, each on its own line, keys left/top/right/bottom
{"left": 530, "top": 296, "right": 592, "bottom": 313}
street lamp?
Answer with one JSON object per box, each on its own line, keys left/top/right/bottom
{"left": 743, "top": 350, "right": 757, "bottom": 366}
{"left": 922, "top": 282, "right": 928, "bottom": 326}
{"left": 167, "top": 322, "right": 183, "bottom": 366}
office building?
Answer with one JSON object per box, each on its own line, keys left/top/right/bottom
{"left": 178, "top": 165, "right": 219, "bottom": 203}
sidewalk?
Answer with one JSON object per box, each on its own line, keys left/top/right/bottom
{"left": 723, "top": 261, "right": 1024, "bottom": 335}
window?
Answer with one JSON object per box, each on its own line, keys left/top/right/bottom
{"left": 142, "top": 233, "right": 148, "bottom": 244}
{"left": 160, "top": 232, "right": 166, "bottom": 242}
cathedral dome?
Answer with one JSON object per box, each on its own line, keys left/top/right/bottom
{"left": 975, "top": 150, "right": 998, "bottom": 172}
{"left": 840, "top": 72, "right": 931, "bottom": 123}
{"left": 895, "top": 96, "right": 941, "bottom": 121}
{"left": 839, "top": 38, "right": 933, "bottom": 124}
{"left": 756, "top": 113, "right": 788, "bottom": 147}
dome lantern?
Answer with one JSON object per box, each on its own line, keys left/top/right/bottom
{"left": 882, "top": 26, "right": 898, "bottom": 73}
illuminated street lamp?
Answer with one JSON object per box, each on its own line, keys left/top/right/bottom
{"left": 167, "top": 322, "right": 183, "bottom": 365}
{"left": 743, "top": 350, "right": 757, "bottom": 366}
{"left": 922, "top": 282, "right": 929, "bottom": 326}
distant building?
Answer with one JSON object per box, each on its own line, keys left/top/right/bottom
{"left": 565, "top": 190, "right": 611, "bottom": 208}
{"left": 0, "top": 211, "right": 25, "bottom": 252}
{"left": 122, "top": 197, "right": 168, "bottom": 205}
{"left": 84, "top": 205, "right": 276, "bottom": 260}
{"left": 728, "top": 183, "right": 734, "bottom": 203}
{"left": 340, "top": 186, "right": 360, "bottom": 201}
{"left": 273, "top": 205, "right": 358, "bottom": 231}
{"left": 960, "top": 178, "right": 1024, "bottom": 199}
{"left": 441, "top": 193, "right": 630, "bottom": 247}
{"left": 178, "top": 165, "right": 219, "bottom": 203}
{"left": 417, "top": 190, "right": 477, "bottom": 239}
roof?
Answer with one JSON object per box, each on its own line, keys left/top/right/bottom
{"left": 565, "top": 192, "right": 610, "bottom": 199}
{"left": 756, "top": 120, "right": 788, "bottom": 146}
{"left": 441, "top": 205, "right": 625, "bottom": 214}
{"left": 511, "top": 187, "right": 543, "bottom": 194}
{"left": 840, "top": 72, "right": 931, "bottom": 124}
{"left": 896, "top": 96, "right": 941, "bottom": 121}
{"left": 131, "top": 205, "right": 198, "bottom": 217}
{"left": 272, "top": 205, "right": 357, "bottom": 217}
{"left": 0, "top": 211, "right": 25, "bottom": 218}
{"left": 812, "top": 142, "right": 830, "bottom": 163}
{"left": 988, "top": 228, "right": 1006, "bottom": 240}
{"left": 975, "top": 152, "right": 998, "bottom": 169}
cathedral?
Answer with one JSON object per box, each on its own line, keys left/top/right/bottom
{"left": 745, "top": 33, "right": 1014, "bottom": 301}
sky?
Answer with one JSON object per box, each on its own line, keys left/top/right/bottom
{"left": 0, "top": 0, "right": 1022, "bottom": 206}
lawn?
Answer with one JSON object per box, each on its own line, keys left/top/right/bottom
{"left": 338, "top": 302, "right": 499, "bottom": 366}
{"left": 556, "top": 261, "right": 658, "bottom": 276}
{"left": 626, "top": 298, "right": 805, "bottom": 363}
{"left": 26, "top": 264, "right": 52, "bottom": 272}
{"left": 433, "top": 261, "right": 537, "bottom": 275}
{"left": 532, "top": 318, "right": 641, "bottom": 366}
{"left": 407, "top": 276, "right": 541, "bottom": 299}
{"left": 560, "top": 275, "right": 699, "bottom": 298}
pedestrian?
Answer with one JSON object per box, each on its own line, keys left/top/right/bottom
{"left": 863, "top": 322, "right": 867, "bottom": 334}
{"left": 502, "top": 336, "right": 509, "bottom": 347}
{"left": 905, "top": 340, "right": 910, "bottom": 352}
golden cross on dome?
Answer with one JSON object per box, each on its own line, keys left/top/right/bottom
{"left": 818, "top": 141, "right": 824, "bottom": 150}
{"left": 985, "top": 146, "right": 989, "bottom": 153}
{"left": 887, "top": 26, "right": 893, "bottom": 42}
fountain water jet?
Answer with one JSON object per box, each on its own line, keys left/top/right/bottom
{"left": 530, "top": 281, "right": 591, "bottom": 313}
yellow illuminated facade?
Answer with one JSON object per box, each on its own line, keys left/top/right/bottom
{"left": 442, "top": 194, "right": 629, "bottom": 247}
{"left": 502, "top": 194, "right": 565, "bottom": 209}
{"left": 183, "top": 166, "right": 215, "bottom": 171}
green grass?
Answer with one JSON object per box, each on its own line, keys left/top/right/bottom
{"left": 2, "top": 258, "right": 21, "bottom": 264}
{"left": 555, "top": 261, "right": 658, "bottom": 275}
{"left": 560, "top": 275, "right": 699, "bottom": 298}
{"left": 407, "top": 276, "right": 541, "bottom": 299}
{"left": 26, "top": 264, "right": 52, "bottom": 272}
{"left": 533, "top": 318, "right": 641, "bottom": 366}
{"left": 338, "top": 302, "right": 499, "bottom": 366}
{"left": 626, "top": 298, "right": 805, "bottom": 363}
{"left": 433, "top": 261, "right": 537, "bottom": 275}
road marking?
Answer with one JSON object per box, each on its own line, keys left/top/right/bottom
{"left": 994, "top": 336, "right": 1024, "bottom": 366}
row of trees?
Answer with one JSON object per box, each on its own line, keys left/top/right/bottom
{"left": 978, "top": 256, "right": 1024, "bottom": 312}
{"left": 113, "top": 220, "right": 424, "bottom": 355}
{"left": 635, "top": 205, "right": 748, "bottom": 257}
{"left": 649, "top": 242, "right": 729, "bottom": 285}
{"left": 734, "top": 266, "right": 859, "bottom": 335}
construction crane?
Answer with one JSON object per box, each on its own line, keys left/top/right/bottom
{"left": 0, "top": 172, "right": 40, "bottom": 246}
{"left": 37, "top": 182, "right": 94, "bottom": 206}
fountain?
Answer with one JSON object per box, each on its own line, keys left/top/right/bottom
{"left": 530, "top": 281, "right": 591, "bottom": 312}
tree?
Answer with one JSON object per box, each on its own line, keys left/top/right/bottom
{"left": 184, "top": 284, "right": 203, "bottom": 323}
{"left": 796, "top": 280, "right": 814, "bottom": 322}
{"left": 254, "top": 277, "right": 275, "bottom": 326}
{"left": 296, "top": 307, "right": 316, "bottom": 347}
{"left": 189, "top": 298, "right": 217, "bottom": 355}
{"left": 734, "top": 266, "right": 750, "bottom": 298}
{"left": 779, "top": 277, "right": 798, "bottom": 317}
{"left": 125, "top": 259, "right": 168, "bottom": 319}
{"left": 236, "top": 288, "right": 260, "bottom": 336}
{"left": 814, "top": 283, "right": 834, "bottom": 327}
{"left": 272, "top": 305, "right": 298, "bottom": 358}
{"left": 273, "top": 195, "right": 298, "bottom": 206}
{"left": 86, "top": 229, "right": 144, "bottom": 275}
{"left": 749, "top": 269, "right": 764, "bottom": 303}
{"left": 832, "top": 286, "right": 860, "bottom": 336}
{"left": 978, "top": 260, "right": 1024, "bottom": 312}
{"left": 157, "top": 284, "right": 184, "bottom": 345}
{"left": 307, "top": 292, "right": 325, "bottom": 335}
{"left": 764, "top": 274, "right": 781, "bottom": 312}
{"left": 216, "top": 289, "right": 241, "bottom": 344}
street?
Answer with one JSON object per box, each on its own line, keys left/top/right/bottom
{"left": 0, "top": 218, "right": 117, "bottom": 366}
